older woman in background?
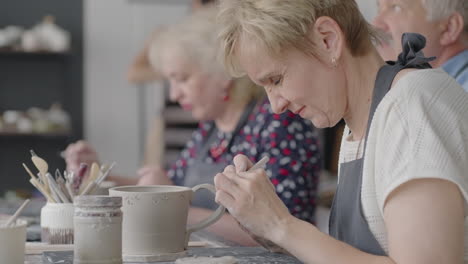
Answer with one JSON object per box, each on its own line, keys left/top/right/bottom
{"left": 65, "top": 7, "right": 321, "bottom": 246}
{"left": 213, "top": 0, "right": 468, "bottom": 263}
{"left": 127, "top": 0, "right": 218, "bottom": 83}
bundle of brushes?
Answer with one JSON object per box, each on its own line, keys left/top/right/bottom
{"left": 22, "top": 149, "right": 116, "bottom": 203}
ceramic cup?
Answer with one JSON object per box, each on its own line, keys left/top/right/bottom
{"left": 40, "top": 203, "right": 74, "bottom": 244}
{"left": 0, "top": 217, "right": 27, "bottom": 264}
{"left": 109, "top": 184, "right": 225, "bottom": 256}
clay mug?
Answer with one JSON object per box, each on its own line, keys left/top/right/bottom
{"left": 109, "top": 184, "right": 224, "bottom": 255}
{"left": 0, "top": 217, "right": 27, "bottom": 264}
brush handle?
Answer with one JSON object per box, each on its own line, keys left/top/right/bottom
{"left": 95, "top": 162, "right": 116, "bottom": 185}
{"left": 45, "top": 173, "right": 71, "bottom": 203}
{"left": 29, "top": 178, "right": 55, "bottom": 203}
{"left": 4, "top": 199, "right": 30, "bottom": 227}
{"left": 80, "top": 181, "right": 97, "bottom": 196}
{"left": 248, "top": 156, "right": 270, "bottom": 171}
{"left": 81, "top": 162, "right": 116, "bottom": 195}
{"left": 65, "top": 182, "right": 75, "bottom": 201}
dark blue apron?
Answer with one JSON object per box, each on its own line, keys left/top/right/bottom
{"left": 183, "top": 99, "right": 258, "bottom": 210}
{"left": 328, "top": 33, "right": 434, "bottom": 255}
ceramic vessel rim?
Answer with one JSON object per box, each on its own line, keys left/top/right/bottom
{"left": 0, "top": 218, "right": 27, "bottom": 230}
{"left": 109, "top": 185, "right": 192, "bottom": 194}
{"left": 43, "top": 202, "right": 75, "bottom": 208}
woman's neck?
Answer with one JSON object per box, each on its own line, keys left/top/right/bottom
{"left": 343, "top": 48, "right": 385, "bottom": 141}
{"left": 215, "top": 99, "right": 249, "bottom": 133}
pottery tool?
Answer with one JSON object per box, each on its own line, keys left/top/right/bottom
{"left": 23, "top": 163, "right": 55, "bottom": 202}
{"left": 44, "top": 174, "right": 62, "bottom": 203}
{"left": 45, "top": 173, "right": 71, "bottom": 203}
{"left": 59, "top": 150, "right": 66, "bottom": 159}
{"left": 95, "top": 162, "right": 116, "bottom": 186}
{"left": 56, "top": 169, "right": 71, "bottom": 201}
{"left": 248, "top": 156, "right": 269, "bottom": 171}
{"left": 22, "top": 163, "right": 38, "bottom": 181}
{"left": 80, "top": 162, "right": 116, "bottom": 195}
{"left": 187, "top": 241, "right": 208, "bottom": 247}
{"left": 29, "top": 178, "right": 56, "bottom": 203}
{"left": 3, "top": 199, "right": 30, "bottom": 227}
{"left": 73, "top": 163, "right": 88, "bottom": 192}
{"left": 79, "top": 162, "right": 100, "bottom": 194}
{"left": 64, "top": 171, "right": 75, "bottom": 201}
{"left": 30, "top": 150, "right": 49, "bottom": 192}
{"left": 23, "top": 162, "right": 44, "bottom": 188}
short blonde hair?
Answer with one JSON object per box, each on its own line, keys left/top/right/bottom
{"left": 149, "top": 7, "right": 263, "bottom": 104}
{"left": 218, "top": 0, "right": 375, "bottom": 77}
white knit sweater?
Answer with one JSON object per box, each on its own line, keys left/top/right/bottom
{"left": 338, "top": 69, "right": 468, "bottom": 260}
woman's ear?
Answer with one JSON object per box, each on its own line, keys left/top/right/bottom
{"left": 439, "top": 12, "right": 464, "bottom": 46}
{"left": 310, "top": 16, "right": 344, "bottom": 66}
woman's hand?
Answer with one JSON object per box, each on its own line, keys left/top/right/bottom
{"left": 137, "top": 165, "right": 173, "bottom": 186}
{"left": 214, "top": 154, "right": 293, "bottom": 242}
{"left": 64, "top": 140, "right": 99, "bottom": 172}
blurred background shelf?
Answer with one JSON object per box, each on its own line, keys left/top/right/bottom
{"left": 0, "top": 0, "right": 83, "bottom": 195}
{"left": 0, "top": 131, "right": 71, "bottom": 138}
{"left": 0, "top": 50, "right": 70, "bottom": 58}
{"left": 164, "top": 105, "right": 198, "bottom": 126}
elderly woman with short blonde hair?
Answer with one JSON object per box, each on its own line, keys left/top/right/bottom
{"left": 214, "top": 0, "right": 468, "bottom": 263}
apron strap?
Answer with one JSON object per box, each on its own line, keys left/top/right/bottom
{"left": 362, "top": 33, "right": 434, "bottom": 155}
{"left": 197, "top": 98, "right": 260, "bottom": 161}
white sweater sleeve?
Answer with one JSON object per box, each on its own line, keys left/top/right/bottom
{"left": 370, "top": 69, "right": 468, "bottom": 214}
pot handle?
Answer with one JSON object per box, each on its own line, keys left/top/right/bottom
{"left": 185, "top": 184, "right": 225, "bottom": 245}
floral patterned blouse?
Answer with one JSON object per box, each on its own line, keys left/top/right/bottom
{"left": 167, "top": 98, "right": 321, "bottom": 223}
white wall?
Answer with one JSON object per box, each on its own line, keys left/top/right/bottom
{"left": 356, "top": 0, "right": 378, "bottom": 22}
{"left": 84, "top": 0, "right": 189, "bottom": 177}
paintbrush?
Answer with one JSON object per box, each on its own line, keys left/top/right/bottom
{"left": 80, "top": 162, "right": 116, "bottom": 195}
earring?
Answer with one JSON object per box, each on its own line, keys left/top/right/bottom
{"left": 222, "top": 90, "right": 230, "bottom": 102}
{"left": 331, "top": 57, "right": 337, "bottom": 68}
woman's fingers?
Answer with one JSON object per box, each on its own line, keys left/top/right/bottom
{"left": 137, "top": 167, "right": 150, "bottom": 176}
{"left": 223, "top": 165, "right": 236, "bottom": 173}
{"left": 214, "top": 172, "right": 242, "bottom": 193}
{"left": 233, "top": 154, "right": 253, "bottom": 173}
{"left": 215, "top": 189, "right": 236, "bottom": 211}
{"left": 65, "top": 141, "right": 97, "bottom": 164}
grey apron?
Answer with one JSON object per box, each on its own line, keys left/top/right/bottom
{"left": 328, "top": 33, "right": 434, "bottom": 255}
{"left": 183, "top": 99, "right": 258, "bottom": 210}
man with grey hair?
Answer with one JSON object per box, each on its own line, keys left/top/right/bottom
{"left": 373, "top": 0, "right": 468, "bottom": 91}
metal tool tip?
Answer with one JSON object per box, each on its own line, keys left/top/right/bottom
{"left": 30, "top": 150, "right": 37, "bottom": 157}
